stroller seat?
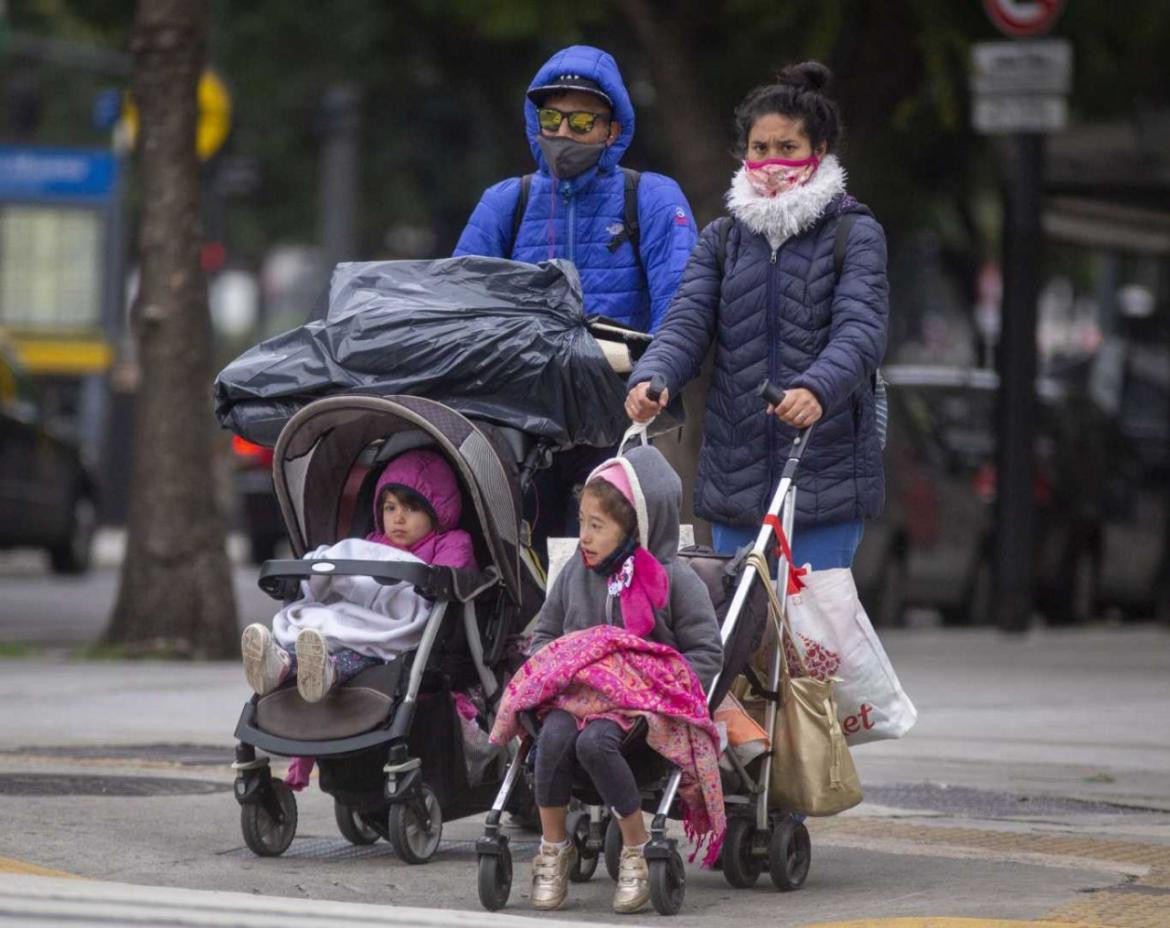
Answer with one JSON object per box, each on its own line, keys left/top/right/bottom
{"left": 516, "top": 710, "right": 666, "bottom": 807}
{"left": 255, "top": 661, "right": 405, "bottom": 741}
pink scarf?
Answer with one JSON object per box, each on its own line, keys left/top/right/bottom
{"left": 588, "top": 461, "right": 669, "bottom": 638}
{"left": 491, "top": 625, "right": 725, "bottom": 866}
{"left": 605, "top": 546, "right": 669, "bottom": 637}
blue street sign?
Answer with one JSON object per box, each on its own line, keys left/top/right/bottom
{"left": 0, "top": 146, "right": 117, "bottom": 202}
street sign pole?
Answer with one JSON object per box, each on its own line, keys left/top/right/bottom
{"left": 976, "top": 0, "right": 1069, "bottom": 632}
{"left": 995, "top": 133, "right": 1044, "bottom": 632}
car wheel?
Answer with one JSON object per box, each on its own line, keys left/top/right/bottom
{"left": 48, "top": 494, "right": 96, "bottom": 575}
{"left": 964, "top": 560, "right": 995, "bottom": 626}
{"left": 1067, "top": 548, "right": 1099, "bottom": 625}
{"left": 1154, "top": 567, "right": 1170, "bottom": 627}
{"left": 870, "top": 549, "right": 908, "bottom": 627}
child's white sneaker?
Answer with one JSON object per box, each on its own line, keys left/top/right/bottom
{"left": 613, "top": 844, "right": 650, "bottom": 913}
{"left": 241, "top": 624, "right": 290, "bottom": 695}
{"left": 530, "top": 840, "right": 576, "bottom": 910}
{"left": 295, "top": 628, "right": 336, "bottom": 703}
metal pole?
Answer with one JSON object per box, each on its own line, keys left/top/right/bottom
{"left": 995, "top": 132, "right": 1044, "bottom": 631}
{"left": 318, "top": 83, "right": 360, "bottom": 284}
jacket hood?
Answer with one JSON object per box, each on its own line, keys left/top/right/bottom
{"left": 726, "top": 154, "right": 847, "bottom": 250}
{"left": 372, "top": 449, "right": 462, "bottom": 534}
{"left": 587, "top": 444, "right": 680, "bottom": 563}
{"left": 525, "top": 45, "right": 634, "bottom": 180}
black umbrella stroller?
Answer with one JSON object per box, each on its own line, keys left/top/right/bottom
{"left": 476, "top": 378, "right": 816, "bottom": 915}
{"left": 230, "top": 394, "right": 545, "bottom": 862}
{"left": 218, "top": 257, "right": 678, "bottom": 863}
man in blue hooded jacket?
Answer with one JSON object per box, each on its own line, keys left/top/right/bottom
{"left": 455, "top": 46, "right": 697, "bottom": 555}
{"left": 454, "top": 44, "right": 697, "bottom": 334}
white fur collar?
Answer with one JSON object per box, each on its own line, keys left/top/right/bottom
{"left": 725, "top": 154, "right": 847, "bottom": 251}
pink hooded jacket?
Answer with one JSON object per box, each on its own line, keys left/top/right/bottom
{"left": 366, "top": 449, "right": 477, "bottom": 570}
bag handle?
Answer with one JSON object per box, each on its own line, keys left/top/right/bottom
{"left": 618, "top": 419, "right": 650, "bottom": 453}
{"left": 745, "top": 551, "right": 810, "bottom": 681}
{"left": 747, "top": 551, "right": 848, "bottom": 791}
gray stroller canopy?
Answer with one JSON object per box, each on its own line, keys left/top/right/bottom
{"left": 271, "top": 394, "right": 524, "bottom": 602}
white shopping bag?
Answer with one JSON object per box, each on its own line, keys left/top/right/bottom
{"left": 784, "top": 567, "right": 917, "bottom": 745}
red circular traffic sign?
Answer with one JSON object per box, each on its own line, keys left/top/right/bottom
{"left": 983, "top": 0, "right": 1066, "bottom": 37}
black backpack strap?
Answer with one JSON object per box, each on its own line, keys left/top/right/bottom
{"left": 713, "top": 216, "right": 734, "bottom": 277}
{"left": 621, "top": 167, "right": 641, "bottom": 253}
{"left": 834, "top": 212, "right": 859, "bottom": 279}
{"left": 833, "top": 210, "right": 886, "bottom": 445}
{"left": 606, "top": 168, "right": 643, "bottom": 268}
{"left": 509, "top": 173, "right": 533, "bottom": 257}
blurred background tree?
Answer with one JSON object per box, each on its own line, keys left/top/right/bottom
{"left": 8, "top": 0, "right": 1166, "bottom": 325}
{"left": 101, "top": 0, "right": 238, "bottom": 656}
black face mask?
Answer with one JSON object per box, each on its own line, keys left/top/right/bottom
{"left": 588, "top": 530, "right": 638, "bottom": 578}
{"left": 538, "top": 135, "right": 607, "bottom": 179}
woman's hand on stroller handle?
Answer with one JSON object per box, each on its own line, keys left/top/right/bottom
{"left": 625, "top": 376, "right": 669, "bottom": 424}
{"left": 763, "top": 382, "right": 822, "bottom": 428}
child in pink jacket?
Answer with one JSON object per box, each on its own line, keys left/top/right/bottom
{"left": 241, "top": 448, "right": 476, "bottom": 701}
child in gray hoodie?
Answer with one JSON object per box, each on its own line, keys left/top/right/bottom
{"left": 526, "top": 444, "right": 722, "bottom": 914}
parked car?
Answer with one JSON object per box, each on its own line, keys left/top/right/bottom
{"left": 230, "top": 434, "right": 286, "bottom": 564}
{"left": 854, "top": 365, "right": 1106, "bottom": 626}
{"left": 1089, "top": 336, "right": 1170, "bottom": 622}
{"left": 0, "top": 340, "right": 97, "bottom": 572}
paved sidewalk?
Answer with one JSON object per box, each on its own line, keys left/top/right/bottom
{"left": 1, "top": 625, "right": 1169, "bottom": 926}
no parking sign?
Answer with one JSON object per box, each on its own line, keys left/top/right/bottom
{"left": 983, "top": 0, "right": 1067, "bottom": 37}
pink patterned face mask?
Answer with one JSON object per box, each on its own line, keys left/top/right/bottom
{"left": 743, "top": 155, "right": 820, "bottom": 198}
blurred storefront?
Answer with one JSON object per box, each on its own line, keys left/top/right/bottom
{"left": 0, "top": 144, "right": 124, "bottom": 518}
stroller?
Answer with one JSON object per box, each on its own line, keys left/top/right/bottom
{"left": 231, "top": 393, "right": 544, "bottom": 862}
{"left": 476, "top": 378, "right": 816, "bottom": 915}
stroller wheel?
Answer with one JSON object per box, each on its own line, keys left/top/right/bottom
{"left": 603, "top": 814, "right": 622, "bottom": 882}
{"left": 334, "top": 801, "right": 380, "bottom": 845}
{"left": 389, "top": 782, "right": 442, "bottom": 864}
{"left": 477, "top": 846, "right": 513, "bottom": 911}
{"left": 722, "top": 817, "right": 763, "bottom": 888}
{"left": 567, "top": 810, "right": 599, "bottom": 882}
{"left": 240, "top": 780, "right": 297, "bottom": 857}
{"left": 648, "top": 849, "right": 686, "bottom": 916}
{"left": 768, "top": 819, "right": 811, "bottom": 891}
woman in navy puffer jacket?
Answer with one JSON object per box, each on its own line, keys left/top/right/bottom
{"left": 626, "top": 62, "right": 888, "bottom": 570}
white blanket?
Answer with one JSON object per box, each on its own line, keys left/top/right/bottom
{"left": 272, "top": 538, "right": 432, "bottom": 662}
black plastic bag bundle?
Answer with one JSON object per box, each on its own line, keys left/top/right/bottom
{"left": 214, "top": 257, "right": 639, "bottom": 448}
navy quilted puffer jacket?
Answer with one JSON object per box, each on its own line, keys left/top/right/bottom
{"left": 629, "top": 158, "right": 888, "bottom": 528}
{"left": 453, "top": 45, "right": 697, "bottom": 333}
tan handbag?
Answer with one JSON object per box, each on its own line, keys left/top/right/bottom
{"left": 746, "top": 554, "right": 863, "bottom": 817}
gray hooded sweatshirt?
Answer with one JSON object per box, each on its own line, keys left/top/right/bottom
{"left": 529, "top": 445, "right": 724, "bottom": 692}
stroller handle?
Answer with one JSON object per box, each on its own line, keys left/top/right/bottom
{"left": 645, "top": 373, "right": 667, "bottom": 404}
{"left": 756, "top": 378, "right": 786, "bottom": 407}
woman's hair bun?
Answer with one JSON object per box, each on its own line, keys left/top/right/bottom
{"left": 778, "top": 60, "right": 832, "bottom": 92}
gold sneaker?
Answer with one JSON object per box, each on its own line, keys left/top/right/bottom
{"left": 530, "top": 841, "right": 577, "bottom": 911}
{"left": 613, "top": 845, "right": 650, "bottom": 914}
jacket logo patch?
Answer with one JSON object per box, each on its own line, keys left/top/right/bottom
{"left": 606, "top": 222, "right": 625, "bottom": 236}
{"left": 674, "top": 207, "right": 689, "bottom": 226}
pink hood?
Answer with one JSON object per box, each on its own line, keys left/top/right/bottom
{"left": 366, "top": 449, "right": 476, "bottom": 570}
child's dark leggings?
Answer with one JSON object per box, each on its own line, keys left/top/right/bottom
{"left": 534, "top": 709, "right": 642, "bottom": 818}
{"left": 287, "top": 647, "right": 379, "bottom": 686}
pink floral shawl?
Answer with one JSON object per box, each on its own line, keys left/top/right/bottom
{"left": 490, "top": 625, "right": 725, "bottom": 866}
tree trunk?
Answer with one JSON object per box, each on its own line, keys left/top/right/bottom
{"left": 621, "top": 0, "right": 730, "bottom": 223}
{"left": 105, "top": 0, "right": 238, "bottom": 658}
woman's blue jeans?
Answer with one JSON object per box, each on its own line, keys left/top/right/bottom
{"left": 711, "top": 519, "right": 864, "bottom": 569}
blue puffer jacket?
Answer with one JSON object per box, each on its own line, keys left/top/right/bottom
{"left": 453, "top": 45, "right": 697, "bottom": 333}
{"left": 629, "top": 156, "right": 888, "bottom": 528}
